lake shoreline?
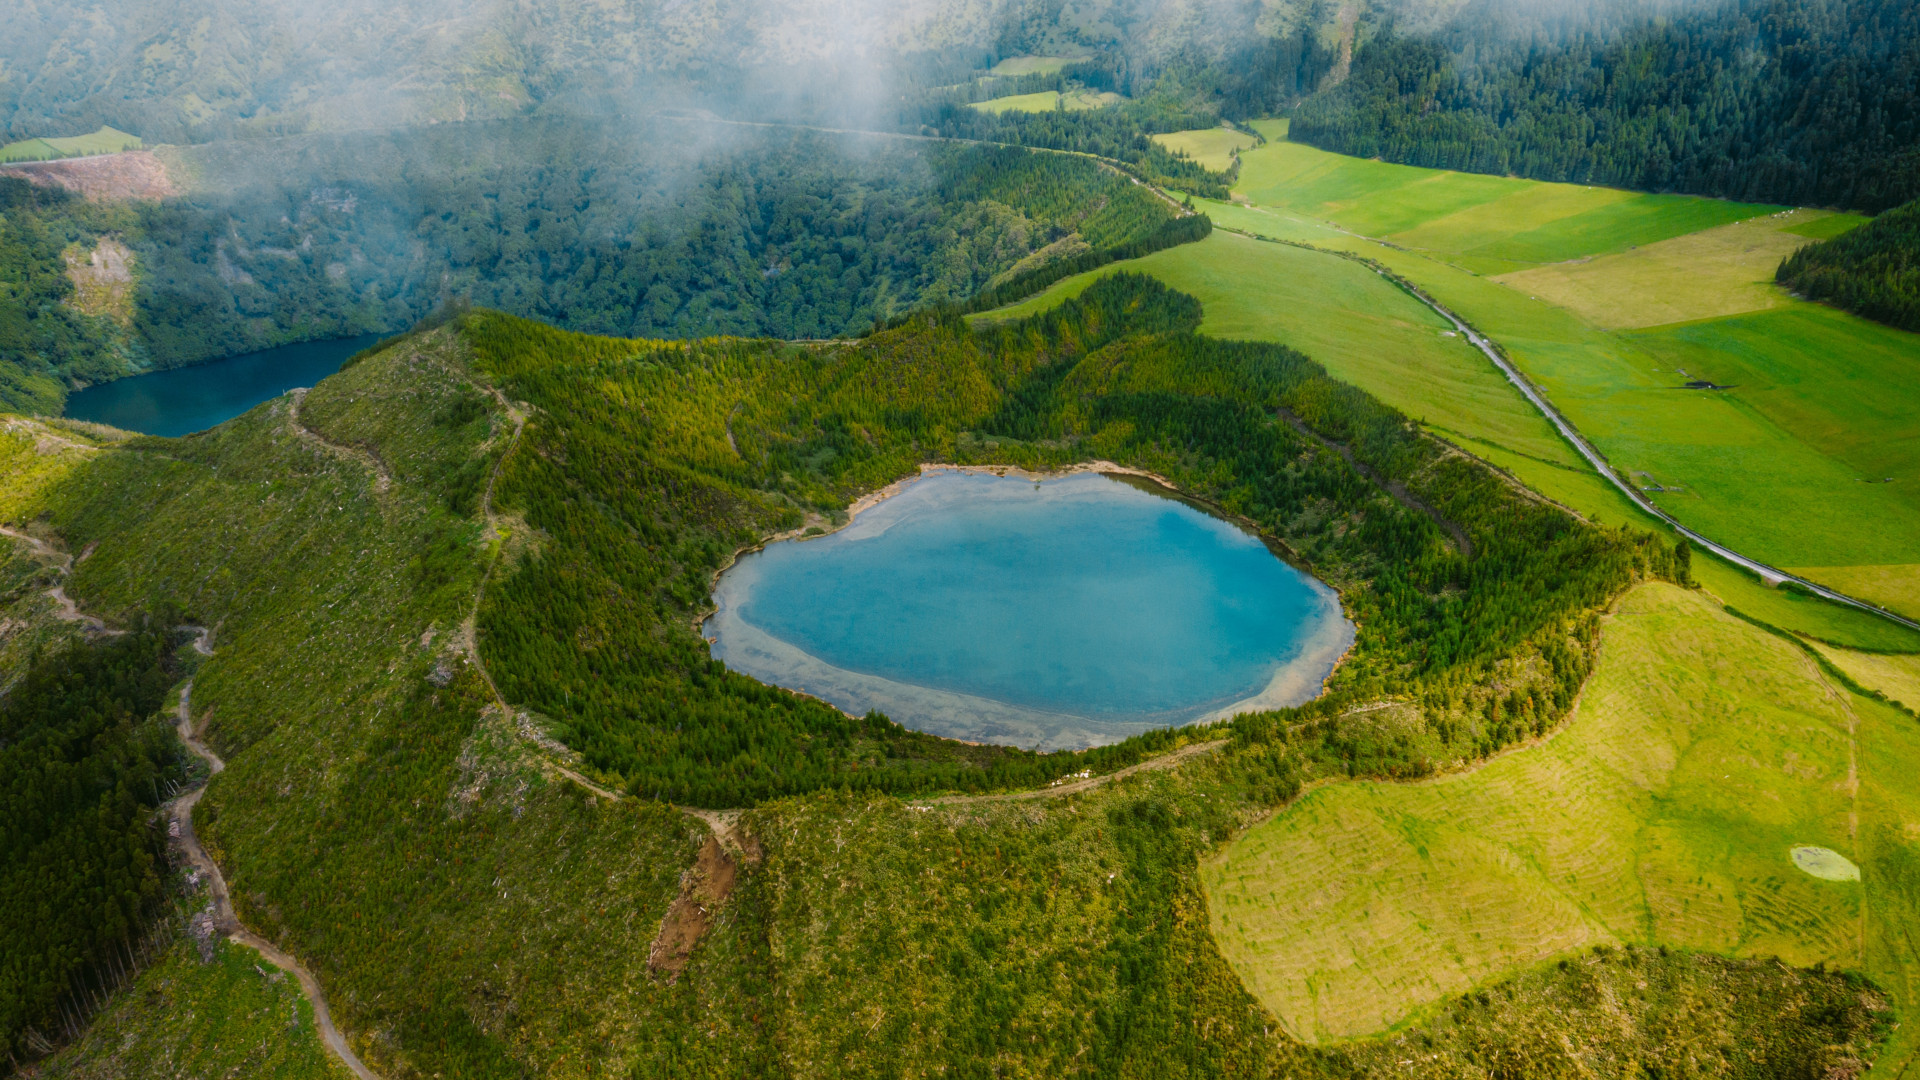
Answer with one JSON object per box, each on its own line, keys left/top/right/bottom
{"left": 700, "top": 464, "right": 1362, "bottom": 751}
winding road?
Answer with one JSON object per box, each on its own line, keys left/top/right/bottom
{"left": 1214, "top": 222, "right": 1920, "bottom": 635}
{"left": 1376, "top": 268, "right": 1920, "bottom": 634}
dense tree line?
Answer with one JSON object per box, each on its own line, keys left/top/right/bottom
{"left": 465, "top": 274, "right": 1683, "bottom": 807}
{"left": 1777, "top": 200, "right": 1920, "bottom": 330}
{"left": 0, "top": 179, "right": 134, "bottom": 414}
{"left": 0, "top": 119, "right": 1180, "bottom": 413}
{"left": 0, "top": 625, "right": 182, "bottom": 1064}
{"left": 1292, "top": 0, "right": 1920, "bottom": 210}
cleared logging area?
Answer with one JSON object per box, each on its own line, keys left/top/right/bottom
{"left": 1202, "top": 582, "right": 1920, "bottom": 1059}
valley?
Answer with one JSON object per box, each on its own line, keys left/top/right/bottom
{"left": 3, "top": 3, "right": 1920, "bottom": 1077}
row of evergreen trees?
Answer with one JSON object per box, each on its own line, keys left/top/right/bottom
{"left": 1292, "top": 0, "right": 1920, "bottom": 211}
{"left": 1778, "top": 200, "right": 1920, "bottom": 330}
{"left": 0, "top": 626, "right": 183, "bottom": 1065}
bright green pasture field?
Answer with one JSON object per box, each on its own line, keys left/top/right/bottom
{"left": 1209, "top": 172, "right": 1920, "bottom": 574}
{"left": 1237, "top": 120, "right": 1776, "bottom": 274}
{"left": 973, "top": 230, "right": 1592, "bottom": 482}
{"left": 1151, "top": 127, "right": 1259, "bottom": 171}
{"left": 1204, "top": 582, "right": 1920, "bottom": 1064}
{"left": 0, "top": 125, "right": 141, "bottom": 162}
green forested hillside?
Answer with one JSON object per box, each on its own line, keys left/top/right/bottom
{"left": 470, "top": 274, "right": 1683, "bottom": 804}
{"left": 0, "top": 626, "right": 182, "bottom": 1062}
{"left": 1292, "top": 0, "right": 1920, "bottom": 210}
{"left": 0, "top": 179, "right": 136, "bottom": 413}
{"left": 0, "top": 124, "right": 1184, "bottom": 412}
{"left": 1778, "top": 200, "right": 1920, "bottom": 331}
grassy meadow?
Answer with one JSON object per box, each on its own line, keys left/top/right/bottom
{"left": 1236, "top": 120, "right": 1776, "bottom": 275}
{"left": 1204, "top": 583, "right": 1920, "bottom": 1062}
{"left": 1809, "top": 641, "right": 1920, "bottom": 711}
{"left": 37, "top": 936, "right": 349, "bottom": 1079}
{"left": 968, "top": 89, "right": 1123, "bottom": 114}
{"left": 0, "top": 126, "right": 142, "bottom": 163}
{"left": 1152, "top": 126, "right": 1260, "bottom": 171}
{"left": 1494, "top": 209, "right": 1866, "bottom": 329}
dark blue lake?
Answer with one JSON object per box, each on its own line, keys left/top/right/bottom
{"left": 706, "top": 470, "right": 1354, "bottom": 750}
{"left": 63, "top": 334, "right": 385, "bottom": 437}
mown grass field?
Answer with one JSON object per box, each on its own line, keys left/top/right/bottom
{"left": 1810, "top": 640, "right": 1920, "bottom": 710}
{"left": 1789, "top": 566, "right": 1920, "bottom": 622}
{"left": 1203, "top": 583, "right": 1920, "bottom": 1061}
{"left": 1151, "top": 126, "right": 1259, "bottom": 171}
{"left": 1237, "top": 120, "right": 1776, "bottom": 275}
{"left": 0, "top": 126, "right": 142, "bottom": 163}
{"left": 967, "top": 89, "right": 1124, "bottom": 114}
{"left": 1494, "top": 209, "right": 1865, "bottom": 329}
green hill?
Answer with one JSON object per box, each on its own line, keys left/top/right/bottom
{"left": 25, "top": 283, "right": 1881, "bottom": 1077}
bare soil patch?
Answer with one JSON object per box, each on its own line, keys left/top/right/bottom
{"left": 0, "top": 151, "right": 176, "bottom": 201}
{"left": 647, "top": 837, "right": 741, "bottom": 982}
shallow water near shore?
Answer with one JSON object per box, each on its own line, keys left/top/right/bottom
{"left": 64, "top": 334, "right": 384, "bottom": 436}
{"left": 706, "top": 470, "right": 1354, "bottom": 750}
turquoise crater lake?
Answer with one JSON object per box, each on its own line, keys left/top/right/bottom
{"left": 706, "top": 470, "right": 1354, "bottom": 750}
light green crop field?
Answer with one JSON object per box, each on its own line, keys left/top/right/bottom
{"left": 1809, "top": 640, "right": 1920, "bottom": 710}
{"left": 1238, "top": 120, "right": 1776, "bottom": 275}
{"left": 0, "top": 125, "right": 142, "bottom": 162}
{"left": 1204, "top": 582, "right": 1920, "bottom": 1064}
{"left": 987, "top": 55, "right": 1071, "bottom": 76}
{"left": 1494, "top": 209, "right": 1855, "bottom": 329}
{"left": 1787, "top": 566, "right": 1920, "bottom": 622}
{"left": 968, "top": 89, "right": 1121, "bottom": 114}
{"left": 1151, "top": 126, "right": 1259, "bottom": 171}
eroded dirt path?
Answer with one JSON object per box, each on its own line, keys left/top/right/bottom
{"left": 167, "top": 672, "right": 383, "bottom": 1080}
{"left": 933, "top": 739, "right": 1229, "bottom": 805}
{"left": 0, "top": 525, "right": 117, "bottom": 634}
{"left": 286, "top": 388, "right": 392, "bottom": 493}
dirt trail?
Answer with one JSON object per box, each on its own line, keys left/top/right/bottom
{"left": 0, "top": 554, "right": 378, "bottom": 1078}
{"left": 286, "top": 388, "right": 392, "bottom": 493}
{"left": 933, "top": 739, "right": 1229, "bottom": 805}
{"left": 0, "top": 525, "right": 117, "bottom": 634}
{"left": 1272, "top": 408, "right": 1474, "bottom": 557}
{"left": 167, "top": 674, "right": 382, "bottom": 1080}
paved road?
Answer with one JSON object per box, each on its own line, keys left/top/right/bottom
{"left": 1378, "top": 269, "right": 1920, "bottom": 634}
